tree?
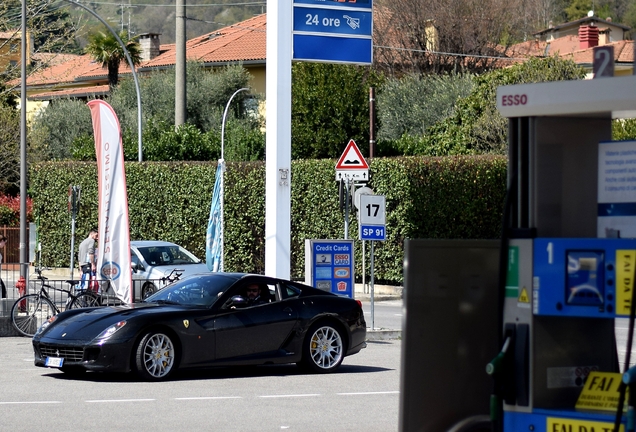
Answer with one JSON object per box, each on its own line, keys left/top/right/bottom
{"left": 416, "top": 56, "right": 587, "bottom": 155}
{"left": 373, "top": 0, "right": 524, "bottom": 75}
{"left": 291, "top": 63, "right": 384, "bottom": 159}
{"left": 565, "top": 0, "right": 594, "bottom": 21}
{"left": 29, "top": 63, "right": 262, "bottom": 162}
{"left": 84, "top": 29, "right": 142, "bottom": 89}
{"left": 0, "top": 104, "right": 19, "bottom": 195}
{"left": 0, "top": 0, "right": 81, "bottom": 82}
{"left": 377, "top": 73, "right": 474, "bottom": 142}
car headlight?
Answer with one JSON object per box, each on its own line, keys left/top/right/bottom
{"left": 93, "top": 321, "right": 127, "bottom": 345}
{"left": 34, "top": 315, "right": 58, "bottom": 337}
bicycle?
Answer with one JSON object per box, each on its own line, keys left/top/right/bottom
{"left": 141, "top": 268, "right": 184, "bottom": 300}
{"left": 10, "top": 267, "right": 101, "bottom": 337}
{"left": 161, "top": 268, "right": 184, "bottom": 285}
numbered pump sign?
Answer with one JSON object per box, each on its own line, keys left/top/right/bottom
{"left": 359, "top": 194, "right": 386, "bottom": 241}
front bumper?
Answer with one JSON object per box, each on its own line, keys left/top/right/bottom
{"left": 33, "top": 338, "right": 134, "bottom": 373}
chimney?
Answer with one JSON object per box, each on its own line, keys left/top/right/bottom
{"left": 138, "top": 33, "right": 161, "bottom": 61}
{"left": 599, "top": 28, "right": 611, "bottom": 45}
{"left": 579, "top": 25, "right": 599, "bottom": 49}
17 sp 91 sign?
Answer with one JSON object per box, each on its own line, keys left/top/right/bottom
{"left": 359, "top": 194, "right": 386, "bottom": 241}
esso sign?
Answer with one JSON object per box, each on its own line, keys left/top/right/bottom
{"left": 501, "top": 94, "right": 528, "bottom": 106}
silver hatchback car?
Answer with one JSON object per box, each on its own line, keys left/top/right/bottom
{"left": 130, "top": 240, "right": 209, "bottom": 299}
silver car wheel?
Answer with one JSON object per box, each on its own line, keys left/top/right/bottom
{"left": 142, "top": 283, "right": 157, "bottom": 300}
{"left": 140, "top": 332, "right": 175, "bottom": 379}
{"left": 309, "top": 325, "right": 343, "bottom": 370}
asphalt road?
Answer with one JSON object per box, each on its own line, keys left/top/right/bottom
{"left": 0, "top": 336, "right": 401, "bottom": 432}
{"left": 362, "top": 299, "right": 403, "bottom": 331}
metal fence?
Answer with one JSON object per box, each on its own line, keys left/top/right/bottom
{"left": 0, "top": 226, "right": 30, "bottom": 268}
{"left": 1, "top": 264, "right": 165, "bottom": 305}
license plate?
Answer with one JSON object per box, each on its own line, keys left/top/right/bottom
{"left": 45, "top": 357, "right": 64, "bottom": 368}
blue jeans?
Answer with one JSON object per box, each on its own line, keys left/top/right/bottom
{"left": 80, "top": 270, "right": 96, "bottom": 290}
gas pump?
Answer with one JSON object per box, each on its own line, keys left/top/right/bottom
{"left": 493, "top": 74, "right": 636, "bottom": 432}
{"left": 398, "top": 75, "right": 636, "bottom": 432}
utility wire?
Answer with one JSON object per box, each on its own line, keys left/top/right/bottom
{"left": 69, "top": 1, "right": 266, "bottom": 7}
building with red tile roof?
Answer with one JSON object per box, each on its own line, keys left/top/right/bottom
{"left": 11, "top": 13, "right": 266, "bottom": 106}
{"left": 508, "top": 16, "right": 634, "bottom": 76}
{"left": 12, "top": 11, "right": 634, "bottom": 111}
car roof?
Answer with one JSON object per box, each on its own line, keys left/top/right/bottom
{"left": 131, "top": 240, "right": 179, "bottom": 248}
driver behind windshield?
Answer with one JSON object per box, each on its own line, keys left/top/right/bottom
{"left": 245, "top": 284, "right": 266, "bottom": 306}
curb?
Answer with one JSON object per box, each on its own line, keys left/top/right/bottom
{"left": 0, "top": 317, "right": 24, "bottom": 337}
{"left": 366, "top": 329, "right": 401, "bottom": 341}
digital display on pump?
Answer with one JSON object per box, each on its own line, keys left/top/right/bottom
{"left": 533, "top": 238, "right": 636, "bottom": 318}
{"left": 566, "top": 251, "right": 605, "bottom": 306}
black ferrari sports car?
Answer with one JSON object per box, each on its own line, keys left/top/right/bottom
{"left": 32, "top": 273, "right": 367, "bottom": 380}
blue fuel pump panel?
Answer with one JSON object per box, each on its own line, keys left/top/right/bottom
{"left": 533, "top": 238, "right": 636, "bottom": 318}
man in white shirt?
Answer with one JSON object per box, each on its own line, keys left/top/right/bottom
{"left": 78, "top": 228, "right": 98, "bottom": 290}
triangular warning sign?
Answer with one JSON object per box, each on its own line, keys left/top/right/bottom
{"left": 518, "top": 287, "right": 530, "bottom": 303}
{"left": 336, "top": 140, "right": 369, "bottom": 170}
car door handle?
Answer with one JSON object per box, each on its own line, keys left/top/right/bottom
{"left": 283, "top": 307, "right": 293, "bottom": 316}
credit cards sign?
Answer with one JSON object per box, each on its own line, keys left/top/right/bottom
{"left": 305, "top": 239, "right": 355, "bottom": 298}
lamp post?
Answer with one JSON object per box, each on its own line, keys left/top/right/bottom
{"left": 19, "top": 0, "right": 144, "bottom": 281}
{"left": 218, "top": 87, "right": 249, "bottom": 271}
{"left": 65, "top": 0, "right": 143, "bottom": 162}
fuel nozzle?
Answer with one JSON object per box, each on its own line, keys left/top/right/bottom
{"left": 622, "top": 366, "right": 636, "bottom": 432}
{"left": 486, "top": 336, "right": 512, "bottom": 428}
{"left": 486, "top": 336, "right": 511, "bottom": 376}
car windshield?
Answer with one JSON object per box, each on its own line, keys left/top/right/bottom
{"left": 137, "top": 245, "right": 201, "bottom": 266}
{"left": 144, "top": 274, "right": 236, "bottom": 307}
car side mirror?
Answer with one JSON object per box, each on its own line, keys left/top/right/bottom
{"left": 225, "top": 295, "right": 247, "bottom": 309}
{"left": 131, "top": 262, "right": 143, "bottom": 273}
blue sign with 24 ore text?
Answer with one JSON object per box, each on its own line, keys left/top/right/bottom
{"left": 293, "top": 0, "right": 373, "bottom": 64}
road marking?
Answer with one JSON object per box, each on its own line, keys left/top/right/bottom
{"left": 86, "top": 399, "right": 155, "bottom": 403}
{"left": 337, "top": 391, "right": 399, "bottom": 396}
{"left": 0, "top": 401, "right": 62, "bottom": 405}
{"left": 259, "top": 394, "right": 320, "bottom": 398}
{"left": 175, "top": 396, "right": 242, "bottom": 400}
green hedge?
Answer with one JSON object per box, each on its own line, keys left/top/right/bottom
{"left": 29, "top": 156, "right": 507, "bottom": 285}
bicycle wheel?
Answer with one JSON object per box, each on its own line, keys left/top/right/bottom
{"left": 69, "top": 292, "right": 101, "bottom": 309}
{"left": 11, "top": 294, "right": 56, "bottom": 337}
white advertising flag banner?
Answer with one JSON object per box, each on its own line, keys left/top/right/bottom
{"left": 88, "top": 100, "right": 133, "bottom": 303}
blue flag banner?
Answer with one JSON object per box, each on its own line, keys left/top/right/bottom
{"left": 206, "top": 162, "right": 224, "bottom": 271}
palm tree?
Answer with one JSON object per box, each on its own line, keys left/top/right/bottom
{"left": 85, "top": 30, "right": 142, "bottom": 89}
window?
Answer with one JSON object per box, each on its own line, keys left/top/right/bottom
{"left": 281, "top": 283, "right": 301, "bottom": 299}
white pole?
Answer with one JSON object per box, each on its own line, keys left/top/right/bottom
{"left": 265, "top": 0, "right": 292, "bottom": 279}
{"left": 370, "top": 240, "right": 375, "bottom": 330}
{"left": 344, "top": 178, "right": 349, "bottom": 239}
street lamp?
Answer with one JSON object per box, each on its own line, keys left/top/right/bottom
{"left": 65, "top": 0, "right": 143, "bottom": 162}
{"left": 218, "top": 87, "right": 249, "bottom": 271}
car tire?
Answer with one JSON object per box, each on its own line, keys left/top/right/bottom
{"left": 70, "top": 292, "right": 101, "bottom": 308}
{"left": 300, "top": 321, "right": 345, "bottom": 373}
{"left": 141, "top": 283, "right": 156, "bottom": 300}
{"left": 134, "top": 331, "right": 177, "bottom": 381}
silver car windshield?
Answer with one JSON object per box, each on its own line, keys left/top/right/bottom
{"left": 144, "top": 274, "right": 236, "bottom": 307}
{"left": 137, "top": 245, "right": 201, "bottom": 266}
